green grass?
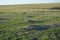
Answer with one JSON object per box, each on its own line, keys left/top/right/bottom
{"left": 0, "top": 11, "right": 60, "bottom": 40}
{"left": 0, "top": 3, "right": 60, "bottom": 40}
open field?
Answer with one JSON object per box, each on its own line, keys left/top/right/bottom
{"left": 0, "top": 3, "right": 60, "bottom": 12}
{"left": 0, "top": 3, "right": 60, "bottom": 40}
{"left": 0, "top": 11, "right": 60, "bottom": 40}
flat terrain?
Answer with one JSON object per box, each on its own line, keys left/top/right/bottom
{"left": 0, "top": 3, "right": 60, "bottom": 40}
{"left": 0, "top": 3, "right": 60, "bottom": 12}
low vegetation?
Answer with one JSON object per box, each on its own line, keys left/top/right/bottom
{"left": 0, "top": 11, "right": 60, "bottom": 40}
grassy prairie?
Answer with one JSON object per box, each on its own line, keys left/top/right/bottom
{"left": 0, "top": 3, "right": 60, "bottom": 40}
{"left": 0, "top": 3, "right": 60, "bottom": 12}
